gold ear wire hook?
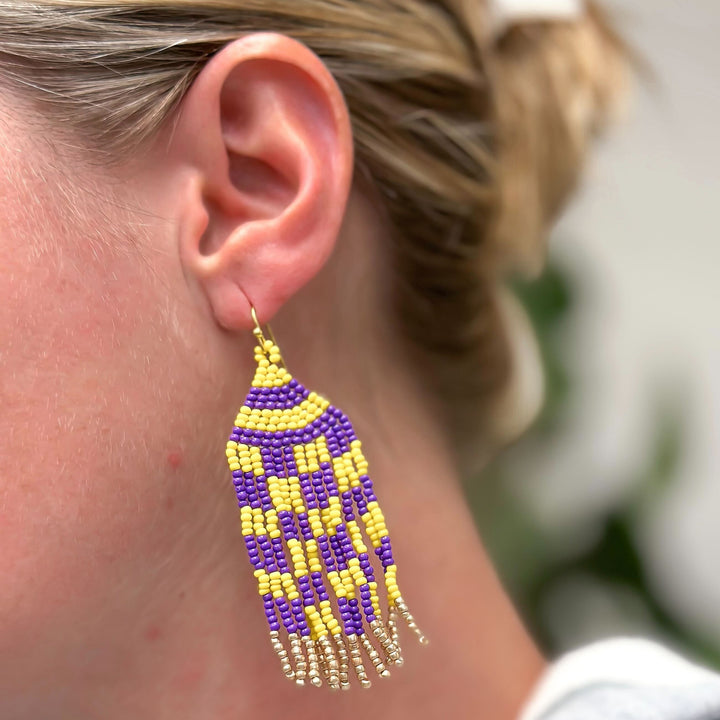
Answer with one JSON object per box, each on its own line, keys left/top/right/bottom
{"left": 249, "top": 303, "right": 286, "bottom": 369}
{"left": 250, "top": 304, "right": 266, "bottom": 347}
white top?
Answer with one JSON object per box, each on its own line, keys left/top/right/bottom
{"left": 519, "top": 637, "right": 720, "bottom": 720}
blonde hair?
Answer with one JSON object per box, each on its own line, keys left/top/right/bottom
{"left": 0, "top": 1, "right": 627, "bottom": 464}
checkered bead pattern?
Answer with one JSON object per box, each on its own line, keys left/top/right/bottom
{"left": 225, "top": 338, "right": 427, "bottom": 689}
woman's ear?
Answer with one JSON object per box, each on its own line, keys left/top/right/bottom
{"left": 167, "top": 32, "right": 354, "bottom": 330}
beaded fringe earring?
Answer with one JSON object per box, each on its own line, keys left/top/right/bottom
{"left": 225, "top": 304, "right": 427, "bottom": 689}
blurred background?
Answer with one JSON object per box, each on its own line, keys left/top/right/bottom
{"left": 469, "top": 0, "right": 720, "bottom": 668}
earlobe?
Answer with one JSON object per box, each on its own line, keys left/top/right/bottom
{"left": 170, "top": 32, "right": 354, "bottom": 331}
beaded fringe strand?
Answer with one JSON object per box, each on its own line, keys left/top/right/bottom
{"left": 226, "top": 333, "right": 427, "bottom": 689}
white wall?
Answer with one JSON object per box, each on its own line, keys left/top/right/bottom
{"left": 509, "top": 1, "right": 720, "bottom": 645}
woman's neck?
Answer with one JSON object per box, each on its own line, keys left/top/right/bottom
{"left": 47, "top": 203, "right": 545, "bottom": 717}
{"left": 89, "top": 329, "right": 545, "bottom": 720}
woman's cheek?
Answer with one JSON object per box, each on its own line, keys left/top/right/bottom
{"left": 0, "top": 191, "right": 177, "bottom": 640}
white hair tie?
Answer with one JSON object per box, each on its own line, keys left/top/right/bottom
{"left": 490, "top": 0, "right": 584, "bottom": 37}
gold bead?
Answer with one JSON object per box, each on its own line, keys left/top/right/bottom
{"left": 333, "top": 634, "right": 351, "bottom": 690}
{"left": 317, "top": 634, "right": 340, "bottom": 690}
{"left": 269, "top": 630, "right": 295, "bottom": 681}
{"left": 347, "top": 634, "right": 371, "bottom": 689}
{"left": 370, "top": 618, "right": 401, "bottom": 664}
{"left": 359, "top": 632, "right": 390, "bottom": 678}
{"left": 395, "top": 596, "right": 429, "bottom": 645}
{"left": 288, "top": 633, "right": 307, "bottom": 686}
{"left": 302, "top": 636, "right": 323, "bottom": 688}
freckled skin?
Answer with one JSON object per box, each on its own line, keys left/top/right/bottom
{"left": 0, "top": 101, "right": 262, "bottom": 719}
